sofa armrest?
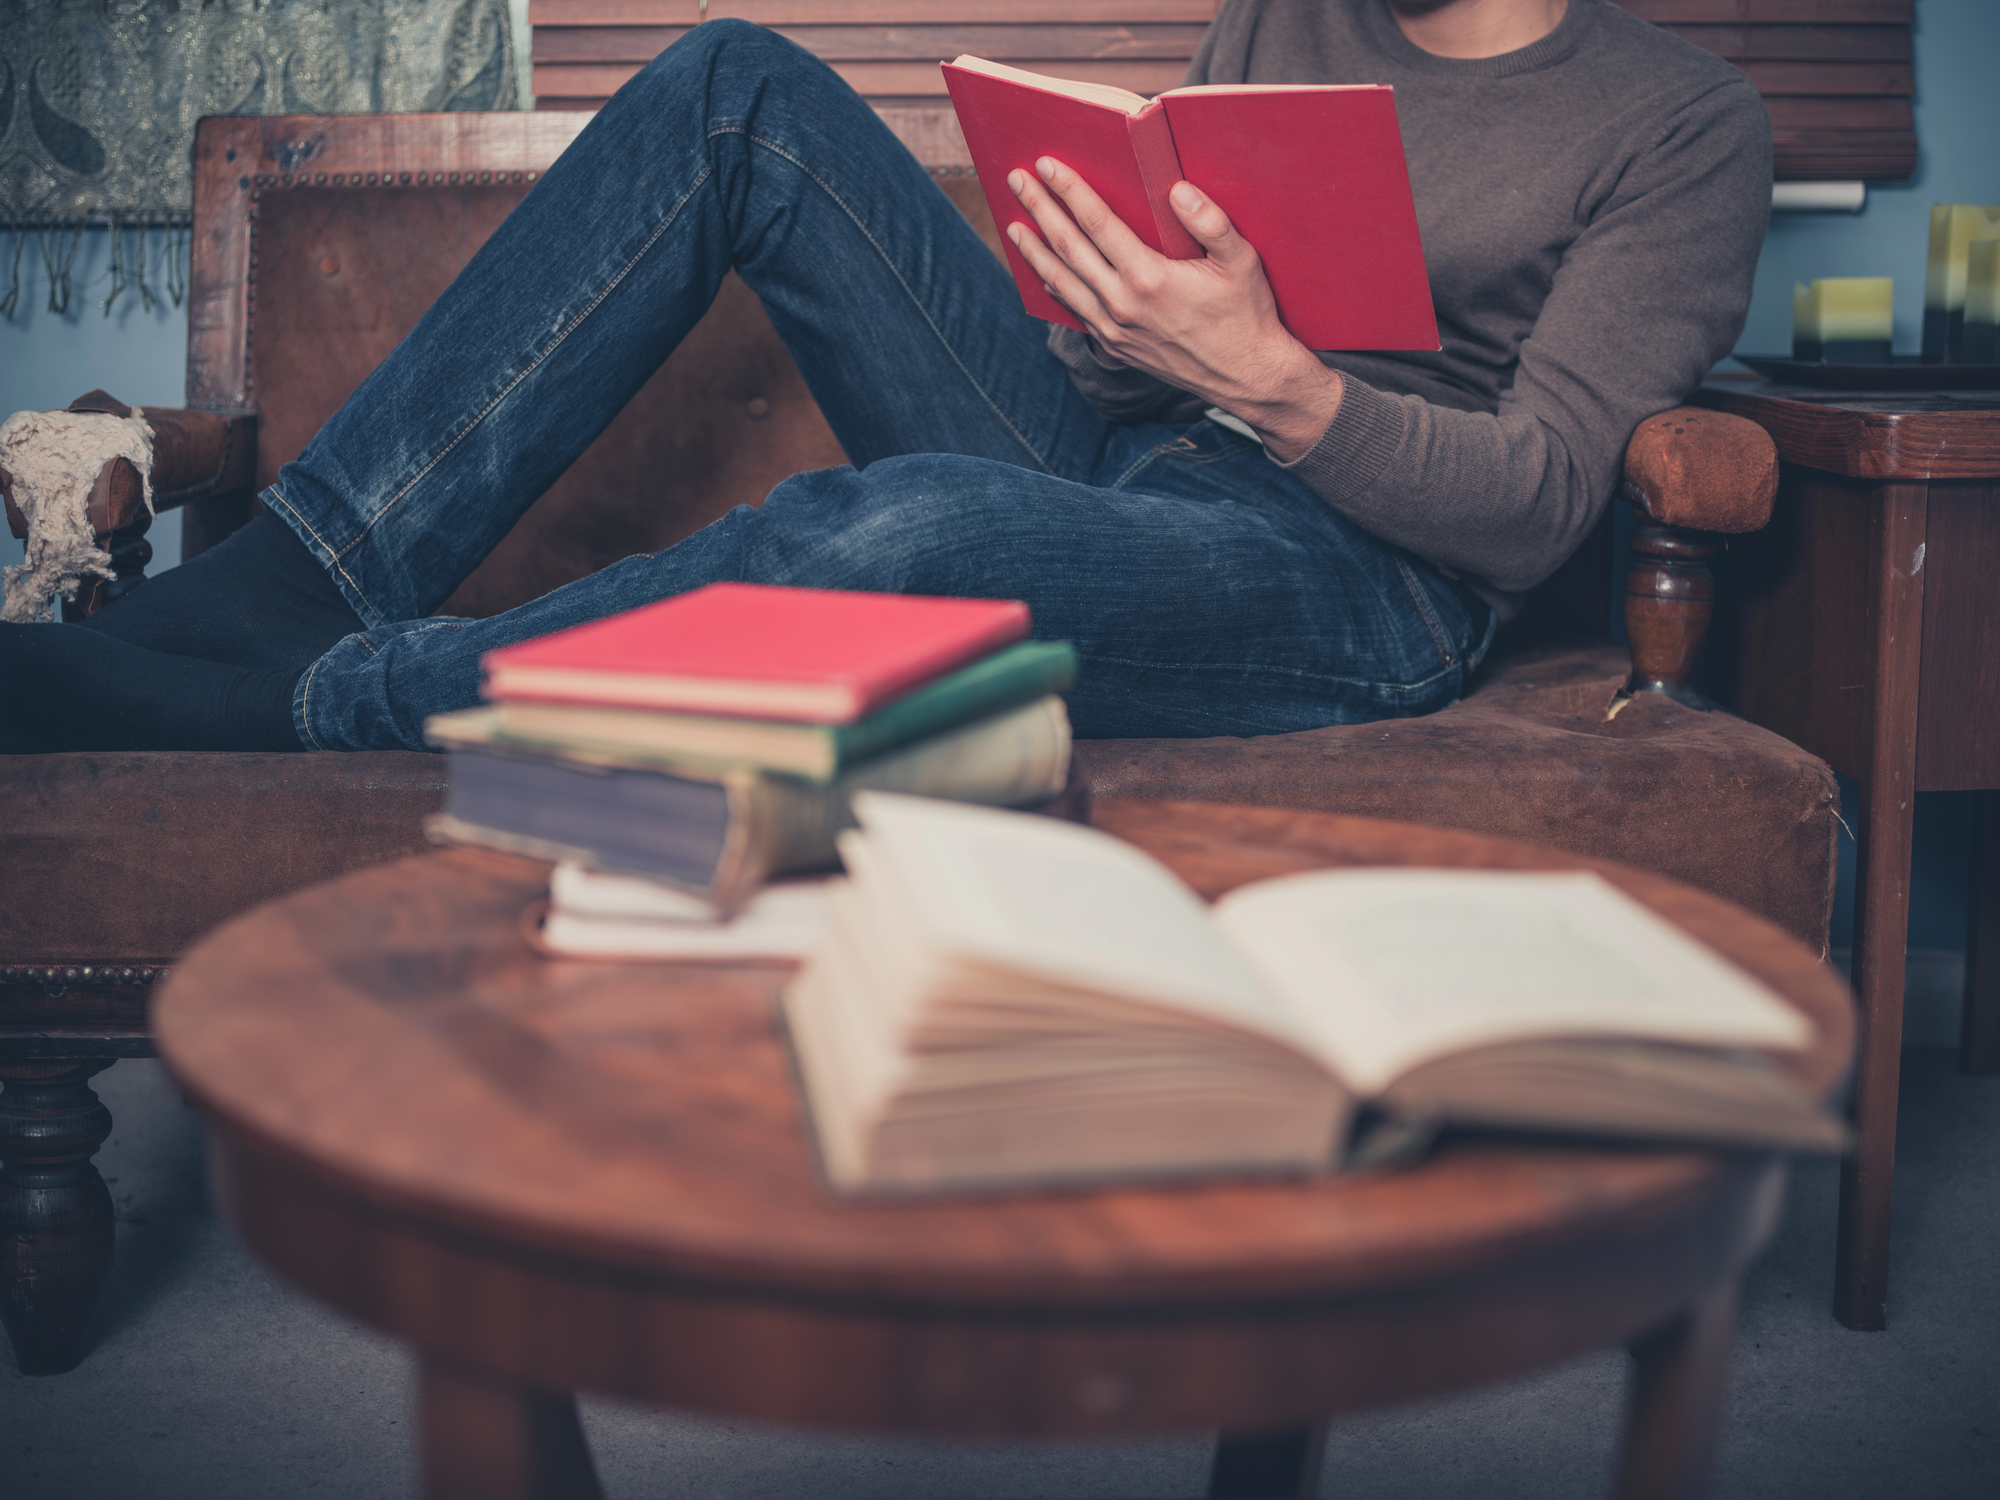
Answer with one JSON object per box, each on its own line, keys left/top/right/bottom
{"left": 1619, "top": 406, "right": 1779, "bottom": 710}
{"left": 66, "top": 390, "right": 258, "bottom": 514}
{"left": 1, "top": 391, "right": 259, "bottom": 618}
{"left": 1623, "top": 405, "right": 1779, "bottom": 534}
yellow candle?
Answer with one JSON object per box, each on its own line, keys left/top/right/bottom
{"left": 1965, "top": 240, "right": 2000, "bottom": 364}
{"left": 1794, "top": 277, "right": 1893, "bottom": 363}
{"left": 1923, "top": 204, "right": 2000, "bottom": 362}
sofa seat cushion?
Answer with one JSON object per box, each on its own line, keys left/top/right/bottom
{"left": 1, "top": 645, "right": 1838, "bottom": 969}
{"left": 1073, "top": 645, "right": 1840, "bottom": 953}
{"left": 1, "top": 750, "right": 446, "bottom": 964}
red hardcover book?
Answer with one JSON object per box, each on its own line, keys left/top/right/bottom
{"left": 942, "top": 57, "right": 1438, "bottom": 353}
{"left": 481, "top": 584, "right": 1032, "bottom": 724}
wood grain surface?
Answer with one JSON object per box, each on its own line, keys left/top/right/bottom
{"left": 155, "top": 803, "right": 1850, "bottom": 1432}
{"left": 1697, "top": 382, "right": 2000, "bottom": 483}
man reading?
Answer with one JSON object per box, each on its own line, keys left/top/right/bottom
{"left": 0, "top": 0, "right": 1769, "bottom": 753}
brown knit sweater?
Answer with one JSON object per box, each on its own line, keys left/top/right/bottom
{"left": 1049, "top": 0, "right": 1771, "bottom": 610}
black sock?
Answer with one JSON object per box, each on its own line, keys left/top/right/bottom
{"left": 1, "top": 623, "right": 304, "bottom": 752}
{"left": 78, "top": 510, "right": 365, "bottom": 673}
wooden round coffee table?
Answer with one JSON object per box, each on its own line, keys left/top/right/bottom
{"left": 155, "top": 801, "right": 1851, "bottom": 1500}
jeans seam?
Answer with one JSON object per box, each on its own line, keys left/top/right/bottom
{"left": 723, "top": 126, "right": 1056, "bottom": 475}
{"left": 295, "top": 654, "right": 331, "bottom": 750}
{"left": 263, "top": 485, "right": 379, "bottom": 628}
{"left": 1394, "top": 556, "right": 1457, "bottom": 668}
{"left": 1111, "top": 438, "right": 1191, "bottom": 490}
{"left": 336, "top": 165, "right": 718, "bottom": 575}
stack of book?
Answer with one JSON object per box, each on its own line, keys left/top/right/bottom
{"left": 424, "top": 583, "right": 1077, "bottom": 911}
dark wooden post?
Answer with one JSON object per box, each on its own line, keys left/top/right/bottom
{"left": 1962, "top": 790, "right": 2000, "bottom": 1077}
{"left": 1612, "top": 1284, "right": 1739, "bottom": 1500}
{"left": 63, "top": 507, "right": 154, "bottom": 621}
{"left": 0, "top": 1058, "right": 117, "bottom": 1375}
{"left": 1617, "top": 407, "right": 1779, "bottom": 712}
{"left": 1209, "top": 1422, "right": 1327, "bottom": 1499}
{"left": 1624, "top": 494, "right": 1720, "bottom": 711}
{"left": 420, "top": 1358, "right": 605, "bottom": 1500}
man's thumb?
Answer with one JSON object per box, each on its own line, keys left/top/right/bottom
{"left": 1169, "top": 181, "right": 1247, "bottom": 261}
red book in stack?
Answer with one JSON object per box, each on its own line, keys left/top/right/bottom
{"left": 480, "top": 582, "right": 1032, "bottom": 721}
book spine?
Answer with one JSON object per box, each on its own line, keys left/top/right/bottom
{"left": 1127, "top": 101, "right": 1201, "bottom": 260}
{"left": 832, "top": 641, "right": 1078, "bottom": 771}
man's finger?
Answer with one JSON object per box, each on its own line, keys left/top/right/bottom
{"left": 1006, "top": 219, "right": 1108, "bottom": 328}
{"left": 1168, "top": 181, "right": 1255, "bottom": 268}
{"left": 1008, "top": 168, "right": 1114, "bottom": 280}
{"left": 1034, "top": 156, "right": 1153, "bottom": 270}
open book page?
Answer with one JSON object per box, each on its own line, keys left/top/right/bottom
{"left": 945, "top": 54, "right": 1154, "bottom": 115}
{"left": 846, "top": 794, "right": 1331, "bottom": 1061}
{"left": 1212, "top": 869, "right": 1812, "bottom": 1096}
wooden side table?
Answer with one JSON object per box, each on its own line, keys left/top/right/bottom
{"left": 154, "top": 803, "right": 1851, "bottom": 1500}
{"left": 1694, "top": 377, "right": 2000, "bottom": 1332}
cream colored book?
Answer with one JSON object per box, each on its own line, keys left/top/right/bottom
{"left": 782, "top": 794, "right": 1846, "bottom": 1196}
{"left": 538, "top": 864, "right": 833, "bottom": 961}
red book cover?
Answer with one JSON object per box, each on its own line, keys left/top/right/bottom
{"left": 944, "top": 61, "right": 1201, "bottom": 331}
{"left": 482, "top": 584, "right": 1033, "bottom": 724}
{"left": 943, "top": 58, "right": 1438, "bottom": 353}
{"left": 1161, "top": 87, "right": 1436, "bottom": 352}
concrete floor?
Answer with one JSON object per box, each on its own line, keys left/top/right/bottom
{"left": 4, "top": 1052, "right": 1996, "bottom": 1500}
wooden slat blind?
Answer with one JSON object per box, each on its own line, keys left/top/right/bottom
{"left": 1614, "top": 0, "right": 1915, "bottom": 178}
{"left": 531, "top": 0, "right": 1916, "bottom": 180}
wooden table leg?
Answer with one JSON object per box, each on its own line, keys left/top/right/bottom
{"left": 1961, "top": 790, "right": 2000, "bottom": 1077}
{"left": 1209, "top": 1421, "right": 1327, "bottom": 1498}
{"left": 419, "top": 1357, "right": 604, "bottom": 1500}
{"left": 1834, "top": 482, "right": 1928, "bottom": 1332}
{"left": 0, "top": 1058, "right": 117, "bottom": 1376}
{"left": 1610, "top": 1283, "right": 1738, "bottom": 1500}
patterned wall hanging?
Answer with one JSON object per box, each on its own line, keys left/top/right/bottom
{"left": 0, "top": 0, "right": 517, "bottom": 320}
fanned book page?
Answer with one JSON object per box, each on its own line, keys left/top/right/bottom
{"left": 1212, "top": 869, "right": 1812, "bottom": 1095}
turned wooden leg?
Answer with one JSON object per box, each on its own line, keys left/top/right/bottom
{"left": 1209, "top": 1422, "right": 1328, "bottom": 1499}
{"left": 1624, "top": 512, "right": 1718, "bottom": 710}
{"left": 420, "top": 1356, "right": 604, "bottom": 1500}
{"left": 1961, "top": 789, "right": 2000, "bottom": 1077}
{"left": 1833, "top": 484, "right": 1927, "bottom": 1332}
{"left": 0, "top": 1059, "right": 117, "bottom": 1375}
{"left": 1610, "top": 1283, "right": 1739, "bottom": 1500}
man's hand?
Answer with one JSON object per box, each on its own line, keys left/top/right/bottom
{"left": 1006, "top": 157, "right": 1342, "bottom": 462}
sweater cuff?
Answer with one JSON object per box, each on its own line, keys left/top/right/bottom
{"left": 1276, "top": 375, "right": 1409, "bottom": 506}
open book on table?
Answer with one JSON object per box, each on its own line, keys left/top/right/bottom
{"left": 941, "top": 55, "right": 1438, "bottom": 352}
{"left": 781, "top": 794, "right": 1847, "bottom": 1196}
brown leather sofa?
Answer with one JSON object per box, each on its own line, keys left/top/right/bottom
{"left": 0, "top": 109, "right": 1836, "bottom": 1376}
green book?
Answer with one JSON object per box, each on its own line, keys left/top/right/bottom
{"left": 479, "top": 639, "right": 1078, "bottom": 783}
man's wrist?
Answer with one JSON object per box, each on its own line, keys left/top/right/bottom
{"left": 1235, "top": 354, "right": 1345, "bottom": 463}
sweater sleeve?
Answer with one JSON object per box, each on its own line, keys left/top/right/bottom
{"left": 1282, "top": 78, "right": 1772, "bottom": 595}
{"left": 1046, "top": 325, "right": 1206, "bottom": 423}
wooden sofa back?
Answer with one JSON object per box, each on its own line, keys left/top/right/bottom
{"left": 184, "top": 107, "right": 1005, "bottom": 620}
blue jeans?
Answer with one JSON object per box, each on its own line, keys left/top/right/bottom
{"left": 269, "top": 22, "right": 1489, "bottom": 751}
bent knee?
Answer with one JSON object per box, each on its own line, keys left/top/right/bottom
{"left": 644, "top": 16, "right": 824, "bottom": 84}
